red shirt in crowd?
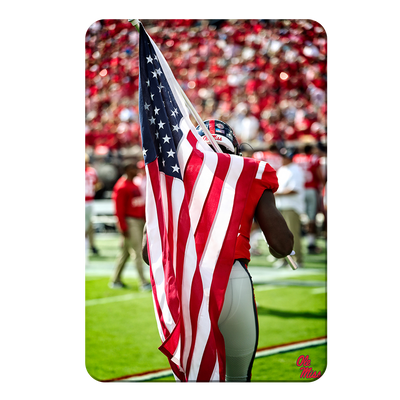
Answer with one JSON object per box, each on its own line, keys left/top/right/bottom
{"left": 85, "top": 166, "right": 98, "bottom": 202}
{"left": 112, "top": 176, "right": 146, "bottom": 233}
{"left": 235, "top": 161, "right": 279, "bottom": 261}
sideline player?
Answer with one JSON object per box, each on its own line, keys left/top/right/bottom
{"left": 143, "top": 120, "right": 294, "bottom": 381}
{"left": 85, "top": 153, "right": 101, "bottom": 258}
{"left": 109, "top": 160, "right": 151, "bottom": 290}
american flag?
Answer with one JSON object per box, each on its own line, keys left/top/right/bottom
{"left": 138, "top": 24, "right": 258, "bottom": 381}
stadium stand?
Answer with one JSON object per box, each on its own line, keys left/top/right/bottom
{"left": 85, "top": 19, "right": 327, "bottom": 201}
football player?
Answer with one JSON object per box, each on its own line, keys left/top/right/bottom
{"left": 143, "top": 120, "right": 294, "bottom": 381}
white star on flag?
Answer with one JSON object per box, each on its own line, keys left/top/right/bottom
{"left": 166, "top": 148, "right": 175, "bottom": 158}
{"left": 162, "top": 134, "right": 171, "bottom": 143}
{"left": 171, "top": 164, "right": 180, "bottom": 173}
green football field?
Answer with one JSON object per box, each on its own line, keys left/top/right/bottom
{"left": 85, "top": 232, "right": 327, "bottom": 382}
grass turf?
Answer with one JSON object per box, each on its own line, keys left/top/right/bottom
{"left": 85, "top": 233, "right": 327, "bottom": 382}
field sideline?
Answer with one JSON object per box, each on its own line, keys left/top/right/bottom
{"left": 85, "top": 233, "right": 327, "bottom": 382}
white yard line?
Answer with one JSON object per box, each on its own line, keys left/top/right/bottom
{"left": 86, "top": 292, "right": 150, "bottom": 307}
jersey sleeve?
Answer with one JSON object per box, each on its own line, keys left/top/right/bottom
{"left": 254, "top": 161, "right": 279, "bottom": 193}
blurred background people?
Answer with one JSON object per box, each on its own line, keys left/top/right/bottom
{"left": 85, "top": 19, "right": 326, "bottom": 160}
{"left": 274, "top": 148, "right": 305, "bottom": 267}
{"left": 109, "top": 160, "right": 150, "bottom": 290}
{"left": 293, "top": 144, "right": 325, "bottom": 253}
{"left": 85, "top": 153, "right": 102, "bottom": 260}
{"left": 252, "top": 143, "right": 283, "bottom": 171}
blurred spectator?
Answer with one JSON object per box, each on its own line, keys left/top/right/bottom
{"left": 85, "top": 19, "right": 327, "bottom": 156}
{"left": 274, "top": 148, "right": 305, "bottom": 267}
{"left": 293, "top": 144, "right": 325, "bottom": 253}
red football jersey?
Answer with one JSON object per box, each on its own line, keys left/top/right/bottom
{"left": 292, "top": 153, "right": 321, "bottom": 189}
{"left": 112, "top": 176, "right": 146, "bottom": 232}
{"left": 85, "top": 166, "right": 98, "bottom": 202}
{"left": 235, "top": 161, "right": 279, "bottom": 261}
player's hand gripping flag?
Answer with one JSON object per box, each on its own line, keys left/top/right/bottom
{"left": 138, "top": 23, "right": 258, "bottom": 381}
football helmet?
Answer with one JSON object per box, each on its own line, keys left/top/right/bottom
{"left": 196, "top": 119, "right": 241, "bottom": 155}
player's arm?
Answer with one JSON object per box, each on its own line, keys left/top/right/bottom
{"left": 255, "top": 189, "right": 294, "bottom": 258}
{"left": 142, "top": 223, "right": 149, "bottom": 265}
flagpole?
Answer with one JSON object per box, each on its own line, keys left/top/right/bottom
{"left": 130, "top": 18, "right": 223, "bottom": 154}
{"left": 131, "top": 18, "right": 298, "bottom": 271}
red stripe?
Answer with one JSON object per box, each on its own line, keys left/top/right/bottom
{"left": 147, "top": 162, "right": 171, "bottom": 340}
{"left": 209, "top": 119, "right": 215, "bottom": 134}
{"left": 182, "top": 141, "right": 204, "bottom": 202}
{"left": 196, "top": 335, "right": 217, "bottom": 381}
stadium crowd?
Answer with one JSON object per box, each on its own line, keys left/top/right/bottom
{"left": 85, "top": 19, "right": 327, "bottom": 158}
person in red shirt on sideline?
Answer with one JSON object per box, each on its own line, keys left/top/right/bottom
{"left": 293, "top": 144, "right": 324, "bottom": 254}
{"left": 85, "top": 153, "right": 102, "bottom": 257}
{"left": 143, "top": 120, "right": 294, "bottom": 381}
{"left": 110, "top": 160, "right": 151, "bottom": 291}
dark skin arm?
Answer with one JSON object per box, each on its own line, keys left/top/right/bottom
{"left": 255, "top": 189, "right": 294, "bottom": 258}
{"left": 142, "top": 223, "right": 149, "bottom": 265}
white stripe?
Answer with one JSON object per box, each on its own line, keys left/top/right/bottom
{"left": 146, "top": 169, "right": 175, "bottom": 336}
{"left": 188, "top": 150, "right": 218, "bottom": 233}
{"left": 171, "top": 337, "right": 182, "bottom": 367}
{"left": 188, "top": 298, "right": 211, "bottom": 381}
{"left": 181, "top": 233, "right": 197, "bottom": 372}
{"left": 177, "top": 123, "right": 193, "bottom": 174}
{"left": 256, "top": 161, "right": 266, "bottom": 180}
{"left": 160, "top": 172, "right": 168, "bottom": 234}
{"left": 151, "top": 290, "right": 164, "bottom": 342}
